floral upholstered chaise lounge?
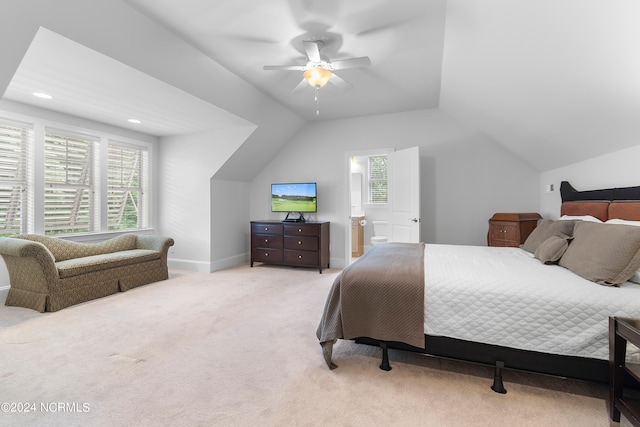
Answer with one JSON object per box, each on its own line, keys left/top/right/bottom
{"left": 0, "top": 234, "right": 174, "bottom": 312}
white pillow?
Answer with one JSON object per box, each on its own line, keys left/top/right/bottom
{"left": 559, "top": 215, "right": 603, "bottom": 223}
{"left": 606, "top": 218, "right": 640, "bottom": 227}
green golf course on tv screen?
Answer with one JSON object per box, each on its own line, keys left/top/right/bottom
{"left": 271, "top": 183, "right": 317, "bottom": 213}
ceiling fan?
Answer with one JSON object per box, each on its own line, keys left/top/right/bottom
{"left": 263, "top": 39, "right": 371, "bottom": 115}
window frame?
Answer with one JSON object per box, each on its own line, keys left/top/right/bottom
{"left": 0, "top": 110, "right": 154, "bottom": 238}
{"left": 367, "top": 154, "right": 388, "bottom": 205}
{"left": 0, "top": 118, "right": 32, "bottom": 236}
{"left": 107, "top": 140, "right": 149, "bottom": 231}
{"left": 43, "top": 128, "right": 97, "bottom": 235}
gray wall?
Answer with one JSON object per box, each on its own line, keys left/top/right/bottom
{"left": 247, "top": 108, "right": 540, "bottom": 269}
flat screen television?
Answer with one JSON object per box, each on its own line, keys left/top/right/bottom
{"left": 271, "top": 182, "right": 317, "bottom": 214}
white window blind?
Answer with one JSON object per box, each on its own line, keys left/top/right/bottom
{"left": 0, "top": 120, "right": 31, "bottom": 236}
{"left": 44, "top": 130, "right": 95, "bottom": 234}
{"left": 368, "top": 155, "right": 388, "bottom": 204}
{"left": 107, "top": 142, "right": 148, "bottom": 230}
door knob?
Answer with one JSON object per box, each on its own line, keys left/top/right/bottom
{"left": 409, "top": 218, "right": 420, "bottom": 223}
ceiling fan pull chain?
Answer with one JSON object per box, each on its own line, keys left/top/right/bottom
{"left": 315, "top": 86, "right": 320, "bottom": 116}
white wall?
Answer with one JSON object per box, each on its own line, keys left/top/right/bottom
{"left": 160, "top": 127, "right": 255, "bottom": 271}
{"left": 249, "top": 108, "right": 540, "bottom": 269}
{"left": 540, "top": 144, "right": 640, "bottom": 219}
{"left": 210, "top": 179, "right": 251, "bottom": 271}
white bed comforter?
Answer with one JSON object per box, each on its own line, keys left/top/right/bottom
{"left": 424, "top": 244, "right": 640, "bottom": 360}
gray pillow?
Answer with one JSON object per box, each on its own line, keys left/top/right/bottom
{"left": 534, "top": 234, "right": 570, "bottom": 264}
{"left": 559, "top": 221, "right": 640, "bottom": 286}
{"left": 521, "top": 219, "right": 576, "bottom": 253}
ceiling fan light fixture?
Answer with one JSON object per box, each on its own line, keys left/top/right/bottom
{"left": 303, "top": 67, "right": 332, "bottom": 88}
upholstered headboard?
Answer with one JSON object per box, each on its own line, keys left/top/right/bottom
{"left": 560, "top": 181, "right": 640, "bottom": 221}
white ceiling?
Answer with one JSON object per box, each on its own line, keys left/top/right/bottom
{"left": 3, "top": 27, "right": 252, "bottom": 137}
{"left": 3, "top": 0, "right": 640, "bottom": 171}
{"left": 123, "top": 0, "right": 445, "bottom": 122}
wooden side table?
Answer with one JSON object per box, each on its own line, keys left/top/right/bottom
{"left": 610, "top": 316, "right": 640, "bottom": 425}
{"left": 487, "top": 212, "right": 542, "bottom": 247}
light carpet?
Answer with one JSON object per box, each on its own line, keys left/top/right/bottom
{"left": 0, "top": 264, "right": 615, "bottom": 426}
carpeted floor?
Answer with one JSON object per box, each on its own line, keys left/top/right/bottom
{"left": 0, "top": 264, "right": 617, "bottom": 426}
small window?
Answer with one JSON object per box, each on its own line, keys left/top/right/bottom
{"left": 368, "top": 155, "right": 388, "bottom": 204}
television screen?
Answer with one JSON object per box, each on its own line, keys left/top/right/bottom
{"left": 271, "top": 183, "right": 317, "bottom": 213}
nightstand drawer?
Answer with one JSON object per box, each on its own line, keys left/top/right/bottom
{"left": 490, "top": 224, "right": 518, "bottom": 242}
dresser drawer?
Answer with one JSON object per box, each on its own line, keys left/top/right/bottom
{"left": 284, "top": 250, "right": 319, "bottom": 266}
{"left": 284, "top": 235, "right": 318, "bottom": 251}
{"left": 252, "top": 234, "right": 283, "bottom": 249}
{"left": 284, "top": 224, "right": 319, "bottom": 236}
{"left": 251, "top": 223, "right": 283, "bottom": 235}
{"left": 252, "top": 248, "right": 283, "bottom": 263}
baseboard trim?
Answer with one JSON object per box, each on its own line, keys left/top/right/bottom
{"left": 167, "top": 258, "right": 211, "bottom": 273}
{"left": 210, "top": 253, "right": 248, "bottom": 272}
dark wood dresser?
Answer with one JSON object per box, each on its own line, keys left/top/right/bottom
{"left": 487, "top": 213, "right": 542, "bottom": 247}
{"left": 250, "top": 221, "right": 330, "bottom": 273}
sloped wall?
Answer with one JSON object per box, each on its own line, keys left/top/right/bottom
{"left": 248, "top": 108, "right": 540, "bottom": 269}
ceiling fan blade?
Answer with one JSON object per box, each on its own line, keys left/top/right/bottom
{"left": 328, "top": 72, "right": 352, "bottom": 90}
{"left": 264, "top": 65, "right": 306, "bottom": 71}
{"left": 303, "top": 40, "right": 322, "bottom": 62}
{"left": 292, "top": 78, "right": 310, "bottom": 94}
{"left": 331, "top": 56, "right": 371, "bottom": 70}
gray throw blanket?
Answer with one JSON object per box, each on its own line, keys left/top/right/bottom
{"left": 316, "top": 242, "right": 426, "bottom": 369}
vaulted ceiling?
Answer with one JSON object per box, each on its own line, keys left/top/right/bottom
{"left": 3, "top": 0, "right": 640, "bottom": 172}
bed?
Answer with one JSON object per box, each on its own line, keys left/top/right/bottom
{"left": 316, "top": 181, "right": 640, "bottom": 390}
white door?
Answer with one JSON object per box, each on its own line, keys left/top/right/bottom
{"left": 388, "top": 146, "right": 420, "bottom": 242}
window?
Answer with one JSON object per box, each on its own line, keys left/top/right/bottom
{"left": 107, "top": 142, "right": 148, "bottom": 230}
{"left": 44, "top": 130, "right": 95, "bottom": 234}
{"left": 0, "top": 121, "right": 31, "bottom": 236}
{"left": 0, "top": 112, "right": 152, "bottom": 237}
{"left": 368, "top": 155, "right": 388, "bottom": 204}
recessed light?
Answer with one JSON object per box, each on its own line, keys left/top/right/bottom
{"left": 33, "top": 92, "right": 53, "bottom": 99}
{"left": 127, "top": 119, "right": 142, "bottom": 124}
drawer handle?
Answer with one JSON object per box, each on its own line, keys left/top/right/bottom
{"left": 298, "top": 255, "right": 302, "bottom": 259}
{"left": 265, "top": 239, "right": 269, "bottom": 243}
{"left": 264, "top": 227, "right": 269, "bottom": 231}
{"left": 264, "top": 253, "right": 269, "bottom": 257}
{"left": 298, "top": 241, "right": 302, "bottom": 245}
{"left": 298, "top": 228, "right": 302, "bottom": 232}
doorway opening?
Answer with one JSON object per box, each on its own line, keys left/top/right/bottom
{"left": 344, "top": 146, "right": 422, "bottom": 267}
{"left": 345, "top": 149, "right": 391, "bottom": 266}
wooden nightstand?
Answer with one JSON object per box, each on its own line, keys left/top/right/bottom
{"left": 610, "top": 316, "right": 640, "bottom": 426}
{"left": 487, "top": 213, "right": 542, "bottom": 247}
